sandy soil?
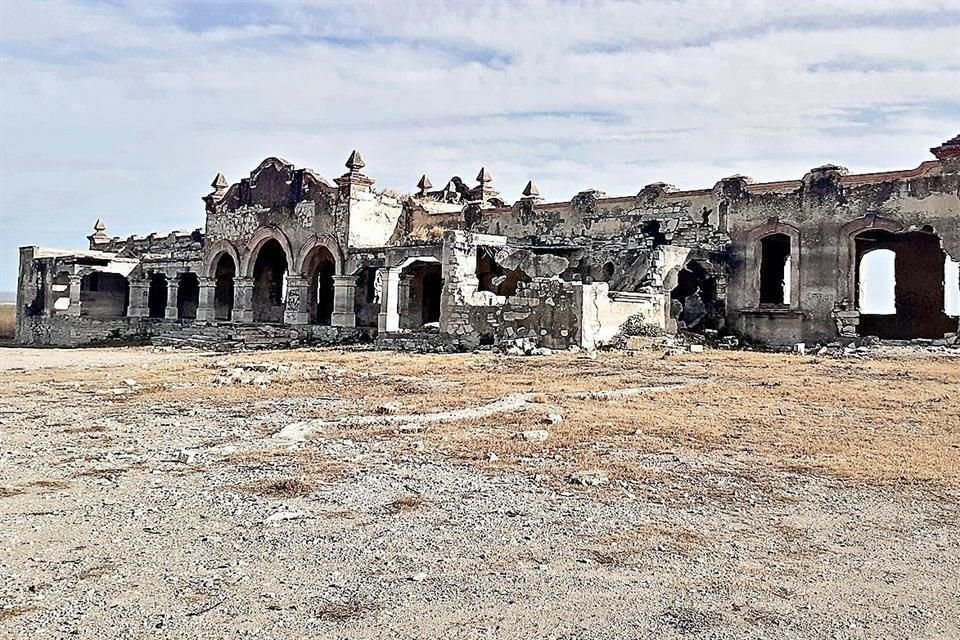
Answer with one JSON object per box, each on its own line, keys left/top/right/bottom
{"left": 1, "top": 346, "right": 958, "bottom": 639}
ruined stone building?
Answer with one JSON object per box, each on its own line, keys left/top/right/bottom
{"left": 15, "top": 135, "right": 960, "bottom": 350}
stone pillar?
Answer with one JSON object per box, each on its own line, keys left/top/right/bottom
{"left": 64, "top": 275, "right": 82, "bottom": 317}
{"left": 164, "top": 280, "right": 179, "bottom": 320}
{"left": 195, "top": 277, "right": 216, "bottom": 321}
{"left": 398, "top": 274, "right": 413, "bottom": 329}
{"left": 283, "top": 276, "right": 309, "bottom": 325}
{"left": 377, "top": 268, "right": 401, "bottom": 333}
{"left": 232, "top": 277, "right": 254, "bottom": 322}
{"left": 127, "top": 281, "right": 149, "bottom": 318}
{"left": 332, "top": 275, "right": 357, "bottom": 327}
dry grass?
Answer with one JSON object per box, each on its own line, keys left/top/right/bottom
{"left": 386, "top": 494, "right": 430, "bottom": 514}
{"left": 77, "top": 563, "right": 116, "bottom": 580}
{"left": 245, "top": 477, "right": 316, "bottom": 498}
{"left": 314, "top": 599, "right": 372, "bottom": 621}
{"left": 0, "top": 605, "right": 35, "bottom": 621}
{"left": 3, "top": 346, "right": 958, "bottom": 485}
{"left": 0, "top": 303, "right": 14, "bottom": 339}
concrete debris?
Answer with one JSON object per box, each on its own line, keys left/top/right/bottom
{"left": 499, "top": 338, "right": 554, "bottom": 357}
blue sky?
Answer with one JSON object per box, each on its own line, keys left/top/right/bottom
{"left": 1, "top": 0, "right": 959, "bottom": 291}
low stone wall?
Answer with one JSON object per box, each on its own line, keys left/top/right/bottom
{"left": 16, "top": 314, "right": 372, "bottom": 350}
{"left": 16, "top": 315, "right": 153, "bottom": 347}
{"left": 375, "top": 331, "right": 466, "bottom": 353}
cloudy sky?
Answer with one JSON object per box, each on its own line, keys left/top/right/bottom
{"left": 1, "top": 0, "right": 959, "bottom": 290}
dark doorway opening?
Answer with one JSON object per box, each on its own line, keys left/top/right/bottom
{"left": 214, "top": 254, "right": 235, "bottom": 321}
{"left": 148, "top": 273, "right": 168, "bottom": 318}
{"left": 759, "top": 234, "right": 791, "bottom": 305}
{"left": 303, "top": 246, "right": 336, "bottom": 325}
{"left": 670, "top": 261, "right": 719, "bottom": 331}
{"left": 177, "top": 272, "right": 200, "bottom": 320}
{"left": 252, "top": 239, "right": 288, "bottom": 323}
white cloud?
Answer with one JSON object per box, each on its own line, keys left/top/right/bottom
{"left": 0, "top": 0, "right": 958, "bottom": 289}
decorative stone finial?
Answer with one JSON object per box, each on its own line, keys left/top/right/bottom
{"left": 88, "top": 218, "right": 109, "bottom": 245}
{"left": 346, "top": 150, "right": 365, "bottom": 171}
{"left": 522, "top": 180, "right": 540, "bottom": 198}
{"left": 417, "top": 174, "right": 433, "bottom": 195}
{"left": 476, "top": 167, "right": 493, "bottom": 183}
{"left": 211, "top": 172, "right": 228, "bottom": 190}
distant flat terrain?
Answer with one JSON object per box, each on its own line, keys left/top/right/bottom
{"left": 1, "top": 346, "right": 957, "bottom": 638}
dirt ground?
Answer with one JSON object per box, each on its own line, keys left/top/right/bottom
{"left": 1, "top": 345, "right": 958, "bottom": 639}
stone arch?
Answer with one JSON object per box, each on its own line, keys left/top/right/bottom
{"left": 242, "top": 227, "right": 295, "bottom": 278}
{"left": 203, "top": 240, "right": 241, "bottom": 280}
{"left": 744, "top": 220, "right": 801, "bottom": 308}
{"left": 295, "top": 234, "right": 343, "bottom": 276}
{"left": 212, "top": 253, "right": 236, "bottom": 321}
{"left": 250, "top": 238, "right": 290, "bottom": 323}
{"left": 839, "top": 214, "right": 903, "bottom": 302}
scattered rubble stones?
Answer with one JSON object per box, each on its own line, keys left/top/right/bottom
{"left": 516, "top": 430, "right": 549, "bottom": 442}
{"left": 569, "top": 470, "right": 610, "bottom": 486}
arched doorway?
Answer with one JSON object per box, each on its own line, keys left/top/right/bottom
{"left": 148, "top": 273, "right": 168, "bottom": 318}
{"left": 213, "top": 254, "right": 236, "bottom": 321}
{"left": 302, "top": 246, "right": 336, "bottom": 325}
{"left": 177, "top": 272, "right": 200, "bottom": 320}
{"left": 252, "top": 239, "right": 288, "bottom": 323}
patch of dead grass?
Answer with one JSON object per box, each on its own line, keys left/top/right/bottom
{"left": 244, "top": 477, "right": 316, "bottom": 498}
{"left": 314, "top": 599, "right": 372, "bottom": 621}
{"left": 0, "top": 605, "right": 35, "bottom": 621}
{"left": 386, "top": 494, "right": 430, "bottom": 514}
{"left": 77, "top": 563, "right": 116, "bottom": 580}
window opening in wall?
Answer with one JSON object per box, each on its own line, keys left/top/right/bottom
{"left": 52, "top": 272, "right": 71, "bottom": 312}
{"left": 759, "top": 233, "right": 791, "bottom": 305}
{"left": 641, "top": 220, "right": 667, "bottom": 247}
{"left": 858, "top": 249, "right": 896, "bottom": 315}
{"left": 602, "top": 261, "right": 615, "bottom": 282}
